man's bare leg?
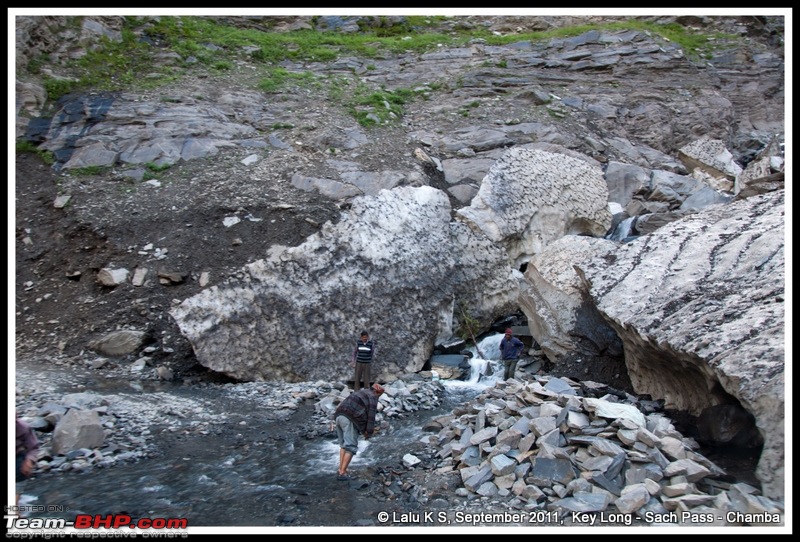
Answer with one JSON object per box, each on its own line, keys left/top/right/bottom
{"left": 338, "top": 450, "right": 354, "bottom": 476}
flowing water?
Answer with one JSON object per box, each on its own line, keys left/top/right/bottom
{"left": 14, "top": 338, "right": 507, "bottom": 531}
{"left": 607, "top": 215, "right": 638, "bottom": 242}
{"left": 14, "top": 333, "right": 759, "bottom": 531}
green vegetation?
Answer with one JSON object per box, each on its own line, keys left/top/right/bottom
{"left": 609, "top": 20, "right": 731, "bottom": 59}
{"left": 43, "top": 77, "right": 79, "bottom": 101}
{"left": 258, "top": 67, "right": 316, "bottom": 93}
{"left": 211, "top": 60, "right": 233, "bottom": 71}
{"left": 15, "top": 140, "right": 56, "bottom": 165}
{"left": 349, "top": 86, "right": 417, "bottom": 127}
{"left": 477, "top": 20, "right": 736, "bottom": 61}
{"left": 29, "top": 15, "right": 738, "bottom": 104}
{"left": 456, "top": 301, "right": 486, "bottom": 359}
{"left": 141, "top": 162, "right": 172, "bottom": 181}
{"left": 325, "top": 74, "right": 349, "bottom": 104}
{"left": 33, "top": 19, "right": 182, "bottom": 100}
{"left": 69, "top": 165, "right": 110, "bottom": 176}
{"left": 25, "top": 54, "right": 50, "bottom": 75}
{"left": 145, "top": 162, "right": 171, "bottom": 172}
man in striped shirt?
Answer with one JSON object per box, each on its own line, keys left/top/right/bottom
{"left": 351, "top": 330, "right": 376, "bottom": 391}
{"left": 333, "top": 383, "right": 384, "bottom": 481}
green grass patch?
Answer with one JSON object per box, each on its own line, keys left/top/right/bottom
{"left": 25, "top": 53, "right": 50, "bottom": 75}
{"left": 258, "top": 67, "right": 316, "bottom": 93}
{"left": 69, "top": 165, "right": 111, "bottom": 176}
{"left": 477, "top": 20, "right": 737, "bottom": 61}
{"left": 603, "top": 20, "right": 731, "bottom": 59}
{"left": 43, "top": 78, "right": 80, "bottom": 101}
{"left": 15, "top": 140, "right": 56, "bottom": 165}
{"left": 349, "top": 86, "right": 416, "bottom": 127}
{"left": 211, "top": 60, "right": 233, "bottom": 71}
{"left": 145, "top": 162, "right": 171, "bottom": 172}
{"left": 141, "top": 162, "right": 171, "bottom": 181}
{"left": 30, "top": 16, "right": 738, "bottom": 102}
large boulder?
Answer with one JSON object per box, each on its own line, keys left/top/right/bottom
{"left": 577, "top": 189, "right": 785, "bottom": 500}
{"left": 520, "top": 235, "right": 627, "bottom": 387}
{"left": 51, "top": 409, "right": 105, "bottom": 455}
{"left": 170, "top": 186, "right": 518, "bottom": 383}
{"left": 456, "top": 147, "right": 612, "bottom": 267}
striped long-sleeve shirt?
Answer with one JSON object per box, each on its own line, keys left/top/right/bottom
{"left": 353, "top": 339, "right": 375, "bottom": 363}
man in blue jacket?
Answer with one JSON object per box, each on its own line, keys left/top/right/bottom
{"left": 500, "top": 328, "right": 525, "bottom": 380}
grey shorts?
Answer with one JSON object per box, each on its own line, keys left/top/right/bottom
{"left": 335, "top": 415, "right": 359, "bottom": 455}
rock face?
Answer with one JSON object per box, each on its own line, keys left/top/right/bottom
{"left": 13, "top": 14, "right": 787, "bottom": 503}
{"left": 456, "top": 147, "right": 612, "bottom": 269}
{"left": 170, "top": 186, "right": 519, "bottom": 382}
{"left": 576, "top": 190, "right": 785, "bottom": 500}
{"left": 37, "top": 93, "right": 259, "bottom": 170}
{"left": 520, "top": 236, "right": 625, "bottom": 373}
{"left": 677, "top": 137, "right": 744, "bottom": 192}
{"left": 169, "top": 146, "right": 620, "bottom": 384}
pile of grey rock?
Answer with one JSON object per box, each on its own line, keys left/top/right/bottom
{"left": 412, "top": 376, "right": 784, "bottom": 527}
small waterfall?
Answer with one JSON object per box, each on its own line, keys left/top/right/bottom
{"left": 442, "top": 333, "right": 504, "bottom": 391}
{"left": 607, "top": 215, "right": 637, "bottom": 242}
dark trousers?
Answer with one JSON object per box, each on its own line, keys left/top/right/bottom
{"left": 503, "top": 359, "right": 518, "bottom": 380}
{"left": 354, "top": 362, "right": 371, "bottom": 391}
